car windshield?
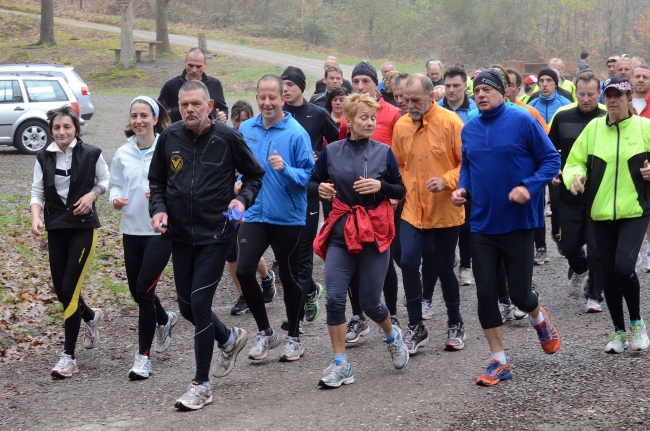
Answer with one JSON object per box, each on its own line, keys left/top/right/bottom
{"left": 24, "top": 80, "right": 68, "bottom": 102}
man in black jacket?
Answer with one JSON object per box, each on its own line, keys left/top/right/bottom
{"left": 309, "top": 65, "right": 344, "bottom": 109}
{"left": 158, "top": 47, "right": 229, "bottom": 123}
{"left": 314, "top": 56, "right": 353, "bottom": 94}
{"left": 281, "top": 66, "right": 339, "bottom": 324}
{"left": 149, "top": 80, "right": 265, "bottom": 411}
{"left": 548, "top": 70, "right": 606, "bottom": 313}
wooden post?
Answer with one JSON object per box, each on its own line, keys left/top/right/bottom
{"left": 118, "top": 0, "right": 135, "bottom": 69}
{"left": 198, "top": 33, "right": 207, "bottom": 53}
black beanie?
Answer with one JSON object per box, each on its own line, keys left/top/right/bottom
{"left": 538, "top": 68, "right": 559, "bottom": 87}
{"left": 351, "top": 61, "right": 378, "bottom": 86}
{"left": 473, "top": 69, "right": 505, "bottom": 95}
{"left": 281, "top": 66, "right": 306, "bottom": 93}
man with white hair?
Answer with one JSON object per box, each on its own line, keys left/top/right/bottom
{"left": 378, "top": 61, "right": 396, "bottom": 92}
{"left": 548, "top": 57, "right": 576, "bottom": 100}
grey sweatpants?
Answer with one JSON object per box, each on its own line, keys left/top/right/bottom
{"left": 325, "top": 243, "right": 390, "bottom": 326}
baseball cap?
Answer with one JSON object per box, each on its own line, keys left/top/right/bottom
{"left": 471, "top": 68, "right": 485, "bottom": 79}
{"left": 602, "top": 76, "right": 632, "bottom": 93}
{"left": 523, "top": 75, "right": 538, "bottom": 84}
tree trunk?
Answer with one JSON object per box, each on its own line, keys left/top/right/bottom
{"left": 156, "top": 0, "right": 172, "bottom": 54}
{"left": 198, "top": 33, "right": 207, "bottom": 53}
{"left": 120, "top": 1, "right": 135, "bottom": 69}
{"left": 38, "top": 0, "right": 56, "bottom": 46}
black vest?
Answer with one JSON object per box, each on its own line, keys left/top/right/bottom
{"left": 36, "top": 139, "right": 102, "bottom": 230}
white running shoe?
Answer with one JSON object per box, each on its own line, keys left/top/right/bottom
{"left": 175, "top": 382, "right": 212, "bottom": 411}
{"left": 458, "top": 267, "right": 474, "bottom": 286}
{"left": 629, "top": 320, "right": 650, "bottom": 351}
{"left": 248, "top": 330, "right": 281, "bottom": 360}
{"left": 279, "top": 336, "right": 305, "bottom": 362}
{"left": 318, "top": 361, "right": 354, "bottom": 388}
{"left": 154, "top": 311, "right": 178, "bottom": 353}
{"left": 212, "top": 327, "right": 248, "bottom": 377}
{"left": 421, "top": 300, "right": 434, "bottom": 320}
{"left": 605, "top": 331, "right": 628, "bottom": 354}
{"left": 129, "top": 353, "right": 152, "bottom": 380}
{"left": 585, "top": 298, "right": 602, "bottom": 313}
{"left": 569, "top": 271, "right": 588, "bottom": 296}
{"left": 51, "top": 352, "right": 78, "bottom": 378}
{"left": 83, "top": 308, "right": 103, "bottom": 349}
{"left": 345, "top": 315, "right": 371, "bottom": 343}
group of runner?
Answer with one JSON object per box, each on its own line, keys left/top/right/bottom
{"left": 29, "top": 47, "right": 650, "bottom": 410}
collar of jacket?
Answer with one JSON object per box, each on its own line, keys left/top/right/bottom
{"left": 606, "top": 111, "right": 634, "bottom": 127}
{"left": 539, "top": 90, "right": 558, "bottom": 102}
{"left": 441, "top": 95, "right": 471, "bottom": 111}
{"left": 127, "top": 134, "right": 160, "bottom": 151}
{"left": 46, "top": 137, "right": 78, "bottom": 153}
{"left": 282, "top": 98, "right": 309, "bottom": 115}
{"left": 181, "top": 117, "right": 216, "bottom": 137}
{"left": 252, "top": 111, "right": 294, "bottom": 130}
{"left": 478, "top": 101, "right": 507, "bottom": 121}
{"left": 180, "top": 69, "right": 208, "bottom": 83}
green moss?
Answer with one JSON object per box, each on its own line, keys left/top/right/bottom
{"left": 84, "top": 65, "right": 150, "bottom": 88}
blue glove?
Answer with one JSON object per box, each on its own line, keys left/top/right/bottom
{"left": 223, "top": 206, "right": 244, "bottom": 229}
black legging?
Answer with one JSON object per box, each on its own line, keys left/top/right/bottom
{"left": 592, "top": 216, "right": 648, "bottom": 332}
{"left": 48, "top": 228, "right": 97, "bottom": 358}
{"left": 171, "top": 241, "right": 232, "bottom": 383}
{"left": 298, "top": 196, "right": 320, "bottom": 321}
{"left": 123, "top": 234, "right": 171, "bottom": 356}
{"left": 236, "top": 222, "right": 304, "bottom": 338}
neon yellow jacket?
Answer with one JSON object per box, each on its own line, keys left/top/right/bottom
{"left": 560, "top": 79, "right": 576, "bottom": 101}
{"left": 563, "top": 114, "right": 650, "bottom": 221}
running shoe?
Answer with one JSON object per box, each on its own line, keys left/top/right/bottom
{"left": 175, "top": 382, "right": 213, "bottom": 411}
{"left": 532, "top": 306, "right": 561, "bottom": 354}
{"left": 154, "top": 310, "right": 178, "bottom": 353}
{"left": 552, "top": 233, "right": 563, "bottom": 256}
{"left": 444, "top": 323, "right": 466, "bottom": 351}
{"left": 305, "top": 283, "right": 324, "bottom": 322}
{"left": 212, "top": 327, "right": 248, "bottom": 377}
{"left": 605, "top": 331, "right": 628, "bottom": 354}
{"left": 499, "top": 302, "right": 527, "bottom": 322}
{"left": 248, "top": 329, "right": 281, "bottom": 360}
{"left": 636, "top": 252, "right": 643, "bottom": 269}
{"left": 476, "top": 359, "right": 512, "bottom": 386}
{"left": 280, "top": 319, "right": 304, "bottom": 334}
{"left": 82, "top": 308, "right": 103, "bottom": 349}
{"left": 585, "top": 298, "right": 602, "bottom": 313}
{"left": 129, "top": 353, "right": 152, "bottom": 380}
{"left": 230, "top": 295, "right": 249, "bottom": 315}
{"left": 345, "top": 315, "right": 370, "bottom": 343}
{"left": 629, "top": 320, "right": 650, "bottom": 351}
{"left": 318, "top": 361, "right": 355, "bottom": 388}
{"left": 271, "top": 260, "right": 280, "bottom": 280}
{"left": 569, "top": 270, "right": 587, "bottom": 297}
{"left": 391, "top": 315, "right": 401, "bottom": 330}
{"left": 534, "top": 248, "right": 549, "bottom": 265}
{"left": 458, "top": 267, "right": 474, "bottom": 286}
{"left": 422, "top": 300, "right": 434, "bottom": 320}
{"left": 403, "top": 324, "right": 429, "bottom": 354}
{"left": 280, "top": 336, "right": 305, "bottom": 362}
{"left": 261, "top": 271, "right": 276, "bottom": 303}
{"left": 51, "top": 352, "right": 78, "bottom": 379}
{"left": 385, "top": 326, "right": 409, "bottom": 370}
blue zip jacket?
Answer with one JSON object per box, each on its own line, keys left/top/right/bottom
{"left": 459, "top": 102, "right": 560, "bottom": 235}
{"left": 527, "top": 91, "right": 571, "bottom": 123}
{"left": 438, "top": 96, "right": 476, "bottom": 124}
{"left": 239, "top": 112, "right": 314, "bottom": 226}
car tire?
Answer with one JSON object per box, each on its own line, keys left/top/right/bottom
{"left": 14, "top": 120, "right": 51, "bottom": 155}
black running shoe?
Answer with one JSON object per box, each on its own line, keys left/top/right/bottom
{"left": 230, "top": 295, "right": 249, "bottom": 315}
{"left": 261, "top": 271, "right": 276, "bottom": 303}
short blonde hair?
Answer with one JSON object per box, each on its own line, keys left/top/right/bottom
{"left": 344, "top": 93, "right": 379, "bottom": 123}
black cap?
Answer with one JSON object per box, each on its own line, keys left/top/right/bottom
{"left": 602, "top": 76, "right": 632, "bottom": 93}
{"left": 538, "top": 67, "right": 559, "bottom": 87}
{"left": 580, "top": 51, "right": 589, "bottom": 60}
{"left": 351, "top": 61, "right": 378, "bottom": 86}
{"left": 473, "top": 69, "right": 505, "bottom": 95}
{"left": 281, "top": 66, "right": 306, "bottom": 93}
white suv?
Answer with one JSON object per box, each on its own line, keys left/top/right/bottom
{"left": 0, "top": 63, "right": 94, "bottom": 121}
{"left": 0, "top": 75, "right": 84, "bottom": 155}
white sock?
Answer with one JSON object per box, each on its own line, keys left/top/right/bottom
{"left": 491, "top": 351, "right": 507, "bottom": 364}
{"left": 530, "top": 310, "right": 545, "bottom": 326}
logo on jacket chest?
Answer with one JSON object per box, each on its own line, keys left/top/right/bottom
{"left": 170, "top": 155, "right": 184, "bottom": 172}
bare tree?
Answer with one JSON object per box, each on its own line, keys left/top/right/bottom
{"left": 38, "top": 0, "right": 56, "bottom": 46}
{"left": 156, "top": 0, "right": 172, "bottom": 54}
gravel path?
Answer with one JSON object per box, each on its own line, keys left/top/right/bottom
{"left": 2, "top": 95, "right": 650, "bottom": 431}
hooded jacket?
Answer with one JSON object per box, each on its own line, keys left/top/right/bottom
{"left": 148, "top": 120, "right": 265, "bottom": 245}
{"left": 238, "top": 113, "right": 314, "bottom": 226}
{"left": 109, "top": 135, "right": 161, "bottom": 235}
{"left": 563, "top": 114, "right": 650, "bottom": 221}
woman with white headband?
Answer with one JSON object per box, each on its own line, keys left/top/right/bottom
{"left": 109, "top": 96, "right": 175, "bottom": 380}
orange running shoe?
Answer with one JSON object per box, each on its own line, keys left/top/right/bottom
{"left": 533, "top": 306, "right": 561, "bottom": 354}
{"left": 476, "top": 359, "right": 512, "bottom": 386}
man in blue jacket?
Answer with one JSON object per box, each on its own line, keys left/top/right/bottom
{"left": 237, "top": 74, "right": 314, "bottom": 364}
{"left": 527, "top": 67, "right": 572, "bottom": 123}
{"left": 452, "top": 69, "right": 562, "bottom": 387}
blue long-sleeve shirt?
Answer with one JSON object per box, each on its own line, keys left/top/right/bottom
{"left": 459, "top": 102, "right": 560, "bottom": 234}
{"left": 239, "top": 112, "right": 314, "bottom": 226}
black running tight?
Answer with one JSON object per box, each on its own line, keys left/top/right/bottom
{"left": 123, "top": 234, "right": 171, "bottom": 356}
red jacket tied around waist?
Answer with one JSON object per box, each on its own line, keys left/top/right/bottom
{"left": 313, "top": 198, "right": 395, "bottom": 260}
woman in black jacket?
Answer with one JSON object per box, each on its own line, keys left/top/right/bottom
{"left": 30, "top": 106, "right": 110, "bottom": 378}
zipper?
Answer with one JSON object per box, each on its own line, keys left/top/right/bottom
{"left": 191, "top": 141, "right": 196, "bottom": 244}
{"left": 285, "top": 186, "right": 297, "bottom": 210}
{"left": 265, "top": 139, "right": 273, "bottom": 159}
{"left": 613, "top": 123, "right": 620, "bottom": 220}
